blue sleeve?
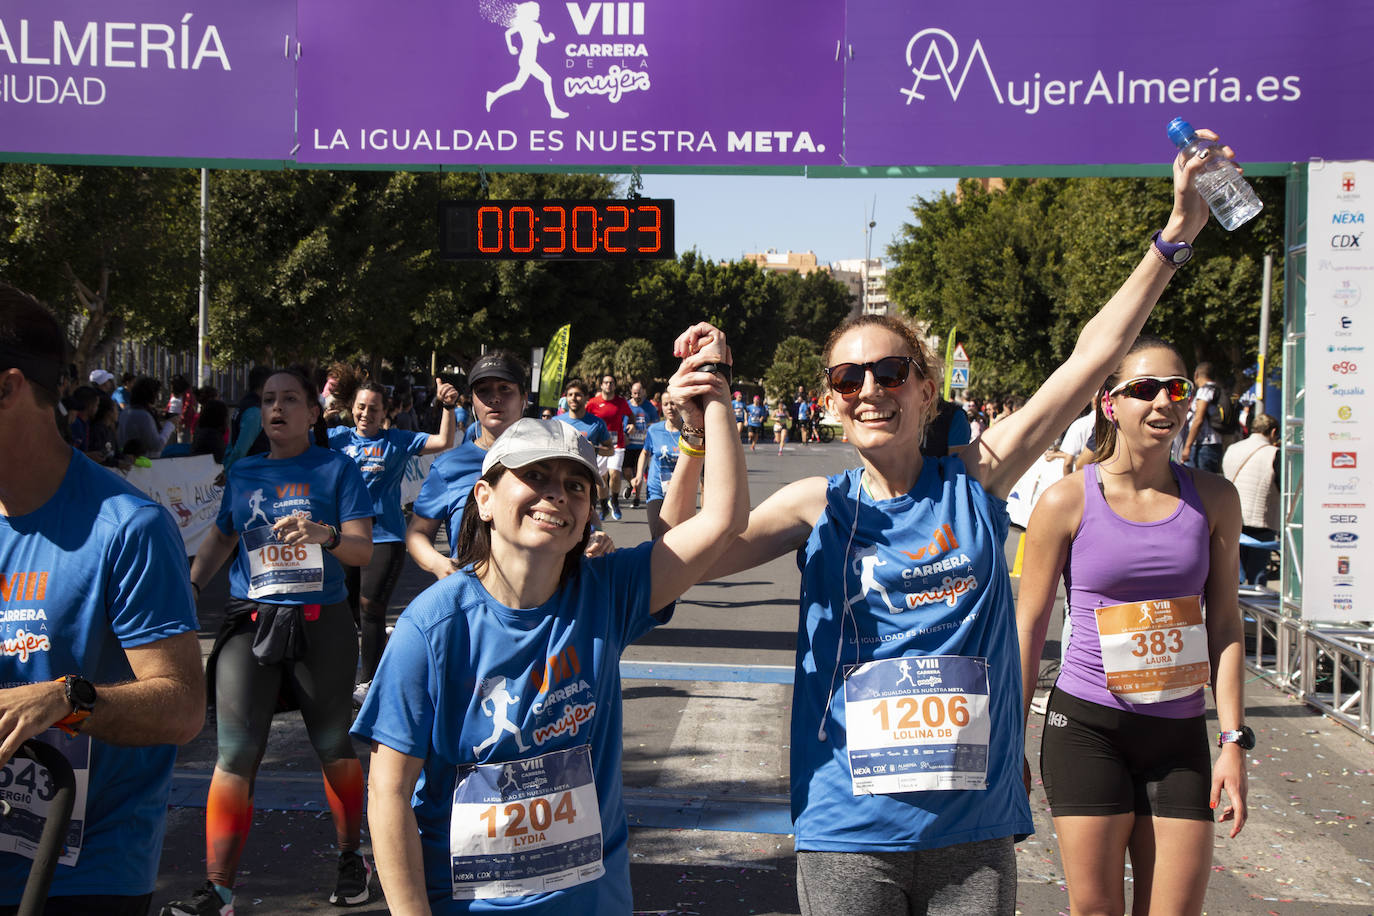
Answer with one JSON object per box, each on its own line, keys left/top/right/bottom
{"left": 104, "top": 505, "right": 200, "bottom": 647}
{"left": 412, "top": 459, "right": 450, "bottom": 521}
{"left": 336, "top": 458, "right": 375, "bottom": 524}
{"left": 327, "top": 427, "right": 352, "bottom": 450}
{"left": 593, "top": 419, "right": 610, "bottom": 445}
{"left": 352, "top": 614, "right": 435, "bottom": 757}
{"left": 947, "top": 409, "right": 972, "bottom": 448}
{"left": 406, "top": 430, "right": 430, "bottom": 456}
{"left": 215, "top": 471, "right": 237, "bottom": 535}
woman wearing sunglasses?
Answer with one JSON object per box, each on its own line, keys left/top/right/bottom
{"left": 1016, "top": 337, "right": 1247, "bottom": 915}
{"left": 659, "top": 129, "right": 1233, "bottom": 915}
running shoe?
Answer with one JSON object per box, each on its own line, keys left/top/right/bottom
{"left": 608, "top": 500, "right": 623, "bottom": 521}
{"left": 330, "top": 851, "right": 372, "bottom": 906}
{"left": 160, "top": 881, "right": 234, "bottom": 916}
{"left": 631, "top": 495, "right": 640, "bottom": 508}
{"left": 352, "top": 680, "right": 371, "bottom": 708}
{"left": 622, "top": 484, "right": 633, "bottom": 500}
{"left": 599, "top": 500, "right": 610, "bottom": 519}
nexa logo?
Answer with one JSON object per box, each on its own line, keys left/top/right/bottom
{"left": 567, "top": 2, "right": 645, "bottom": 36}
{"left": 1333, "top": 210, "right": 1365, "bottom": 225}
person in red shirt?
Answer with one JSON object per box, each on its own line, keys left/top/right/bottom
{"left": 586, "top": 372, "right": 636, "bottom": 520}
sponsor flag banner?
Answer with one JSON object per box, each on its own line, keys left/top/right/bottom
{"left": 296, "top": 0, "right": 844, "bottom": 166}
{"left": 540, "top": 324, "right": 571, "bottom": 409}
{"left": 0, "top": 0, "right": 295, "bottom": 160}
{"left": 122, "top": 454, "right": 224, "bottom": 556}
{"left": 1303, "top": 160, "right": 1372, "bottom": 621}
{"left": 844, "top": 0, "right": 1374, "bottom": 166}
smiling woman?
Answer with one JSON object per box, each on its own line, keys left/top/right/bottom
{"left": 352, "top": 324, "right": 749, "bottom": 915}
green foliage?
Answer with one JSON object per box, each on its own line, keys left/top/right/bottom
{"left": 570, "top": 338, "right": 618, "bottom": 387}
{"left": 613, "top": 338, "right": 657, "bottom": 385}
{"left": 763, "top": 336, "right": 823, "bottom": 402}
{"left": 886, "top": 176, "right": 1285, "bottom": 399}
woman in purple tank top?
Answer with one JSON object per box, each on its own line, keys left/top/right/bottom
{"left": 1017, "top": 336, "right": 1249, "bottom": 915}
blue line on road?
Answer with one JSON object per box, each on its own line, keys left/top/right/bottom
{"left": 619, "top": 660, "right": 794, "bottom": 684}
{"left": 169, "top": 773, "right": 794, "bottom": 835}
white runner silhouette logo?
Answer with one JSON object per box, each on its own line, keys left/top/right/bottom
{"left": 246, "top": 488, "right": 271, "bottom": 527}
{"left": 482, "top": 1, "right": 569, "bottom": 119}
{"left": 849, "top": 544, "right": 902, "bottom": 614}
{"left": 472, "top": 675, "right": 531, "bottom": 755}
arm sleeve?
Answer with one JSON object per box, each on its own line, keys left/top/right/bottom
{"left": 411, "top": 458, "right": 451, "bottom": 521}
{"left": 406, "top": 430, "right": 431, "bottom": 456}
{"left": 603, "top": 541, "right": 659, "bottom": 647}
{"left": 351, "top": 615, "right": 436, "bottom": 757}
{"left": 104, "top": 505, "right": 200, "bottom": 647}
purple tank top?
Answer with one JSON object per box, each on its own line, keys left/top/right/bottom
{"left": 1056, "top": 462, "right": 1211, "bottom": 718}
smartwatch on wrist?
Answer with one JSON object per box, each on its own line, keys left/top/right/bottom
{"left": 1151, "top": 230, "right": 1194, "bottom": 268}
{"left": 697, "top": 362, "right": 733, "bottom": 385}
{"left": 322, "top": 523, "right": 342, "bottom": 551}
{"left": 55, "top": 675, "right": 97, "bottom": 734}
{"left": 1217, "top": 724, "right": 1256, "bottom": 750}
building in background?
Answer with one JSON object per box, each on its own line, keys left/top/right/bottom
{"left": 829, "top": 258, "right": 889, "bottom": 317}
{"left": 742, "top": 249, "right": 823, "bottom": 276}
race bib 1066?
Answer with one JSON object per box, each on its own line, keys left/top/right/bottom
{"left": 450, "top": 745, "right": 603, "bottom": 900}
{"left": 1095, "top": 595, "right": 1209, "bottom": 704}
{"left": 843, "top": 655, "right": 990, "bottom": 795}
{"left": 243, "top": 524, "right": 323, "bottom": 600}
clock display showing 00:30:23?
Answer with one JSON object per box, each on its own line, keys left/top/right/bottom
{"left": 439, "top": 199, "right": 675, "bottom": 261}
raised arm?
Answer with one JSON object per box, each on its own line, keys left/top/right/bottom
{"left": 963, "top": 130, "right": 1224, "bottom": 498}
{"left": 648, "top": 325, "right": 749, "bottom": 611}
{"left": 421, "top": 377, "right": 459, "bottom": 455}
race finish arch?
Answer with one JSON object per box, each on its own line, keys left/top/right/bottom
{"left": 3, "top": 0, "right": 1373, "bottom": 737}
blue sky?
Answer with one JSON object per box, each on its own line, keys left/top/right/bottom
{"left": 632, "top": 174, "right": 958, "bottom": 266}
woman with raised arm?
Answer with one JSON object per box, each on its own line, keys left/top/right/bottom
{"left": 353, "top": 324, "right": 747, "bottom": 915}
{"left": 659, "top": 132, "right": 1226, "bottom": 914}
{"left": 1016, "top": 336, "right": 1247, "bottom": 915}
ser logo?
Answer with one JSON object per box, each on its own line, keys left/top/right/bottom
{"left": 1330, "top": 514, "right": 1359, "bottom": 524}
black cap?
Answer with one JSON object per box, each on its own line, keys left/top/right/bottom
{"left": 468, "top": 353, "right": 525, "bottom": 388}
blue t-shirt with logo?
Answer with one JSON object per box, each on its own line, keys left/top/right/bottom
{"left": 412, "top": 441, "right": 488, "bottom": 558}
{"left": 732, "top": 398, "right": 746, "bottom": 422}
{"left": 556, "top": 413, "right": 611, "bottom": 448}
{"left": 352, "top": 542, "right": 663, "bottom": 914}
{"left": 625, "top": 402, "right": 658, "bottom": 449}
{"left": 329, "top": 427, "right": 430, "bottom": 544}
{"left": 745, "top": 404, "right": 767, "bottom": 428}
{"left": 642, "top": 423, "right": 681, "bottom": 504}
{"left": 791, "top": 457, "right": 1032, "bottom": 852}
{"left": 0, "top": 451, "right": 198, "bottom": 900}
{"left": 216, "top": 447, "right": 373, "bottom": 605}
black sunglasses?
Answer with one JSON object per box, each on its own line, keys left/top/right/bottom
{"left": 823, "top": 356, "right": 921, "bottom": 396}
{"left": 1107, "top": 375, "right": 1195, "bottom": 402}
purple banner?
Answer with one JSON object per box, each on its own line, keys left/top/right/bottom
{"left": 843, "top": 0, "right": 1374, "bottom": 166}
{"left": 0, "top": 0, "right": 294, "bottom": 160}
{"left": 296, "top": 0, "right": 845, "bottom": 166}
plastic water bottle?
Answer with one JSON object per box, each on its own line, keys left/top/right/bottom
{"left": 1167, "top": 118, "right": 1263, "bottom": 231}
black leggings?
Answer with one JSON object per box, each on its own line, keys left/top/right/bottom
{"left": 214, "top": 600, "right": 359, "bottom": 777}
{"left": 345, "top": 541, "right": 406, "bottom": 682}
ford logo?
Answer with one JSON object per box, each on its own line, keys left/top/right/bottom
{"left": 1330, "top": 531, "right": 1359, "bottom": 544}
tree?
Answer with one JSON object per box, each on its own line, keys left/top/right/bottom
{"left": 885, "top": 175, "right": 1285, "bottom": 401}
{"left": 0, "top": 164, "right": 200, "bottom": 373}
{"left": 614, "top": 338, "right": 657, "bottom": 385}
{"left": 763, "top": 336, "right": 824, "bottom": 402}
{"left": 570, "top": 338, "right": 618, "bottom": 386}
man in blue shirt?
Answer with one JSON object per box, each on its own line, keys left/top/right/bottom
{"left": 0, "top": 284, "right": 204, "bottom": 914}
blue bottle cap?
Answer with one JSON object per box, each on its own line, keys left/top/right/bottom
{"left": 1167, "top": 117, "right": 1196, "bottom": 148}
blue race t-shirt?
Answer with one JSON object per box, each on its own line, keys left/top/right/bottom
{"left": 216, "top": 447, "right": 372, "bottom": 605}
{"left": 732, "top": 399, "right": 745, "bottom": 422}
{"left": 453, "top": 405, "right": 470, "bottom": 429}
{"left": 0, "top": 451, "right": 198, "bottom": 900}
{"left": 412, "top": 441, "right": 488, "bottom": 558}
{"left": 642, "top": 423, "right": 681, "bottom": 504}
{"left": 745, "top": 404, "right": 766, "bottom": 428}
{"left": 625, "top": 402, "right": 658, "bottom": 449}
{"left": 555, "top": 413, "right": 611, "bottom": 448}
{"left": 329, "top": 426, "right": 430, "bottom": 543}
{"left": 352, "top": 542, "right": 664, "bottom": 915}
{"left": 791, "top": 457, "right": 1033, "bottom": 852}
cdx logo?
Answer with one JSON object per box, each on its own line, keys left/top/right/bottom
{"left": 1331, "top": 233, "right": 1362, "bottom": 249}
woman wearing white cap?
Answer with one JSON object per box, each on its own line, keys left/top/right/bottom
{"left": 353, "top": 324, "right": 745, "bottom": 915}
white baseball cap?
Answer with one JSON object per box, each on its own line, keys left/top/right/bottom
{"left": 88, "top": 369, "right": 115, "bottom": 386}
{"left": 481, "top": 418, "right": 599, "bottom": 480}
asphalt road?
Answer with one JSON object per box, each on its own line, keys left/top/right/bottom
{"left": 154, "top": 440, "right": 1374, "bottom": 915}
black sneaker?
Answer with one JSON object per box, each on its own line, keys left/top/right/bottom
{"left": 599, "top": 500, "right": 610, "bottom": 519}
{"left": 161, "top": 881, "right": 234, "bottom": 916}
{"left": 608, "top": 499, "right": 623, "bottom": 521}
{"left": 330, "top": 851, "right": 372, "bottom": 906}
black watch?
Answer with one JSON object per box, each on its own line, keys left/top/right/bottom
{"left": 63, "top": 675, "right": 98, "bottom": 714}
{"left": 697, "top": 362, "right": 732, "bottom": 385}
{"left": 1217, "top": 724, "right": 1256, "bottom": 750}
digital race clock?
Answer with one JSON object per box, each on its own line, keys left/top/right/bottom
{"left": 439, "top": 199, "right": 675, "bottom": 261}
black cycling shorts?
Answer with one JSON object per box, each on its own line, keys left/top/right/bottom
{"left": 1039, "top": 687, "right": 1213, "bottom": 821}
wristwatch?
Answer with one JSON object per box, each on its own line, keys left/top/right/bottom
{"left": 697, "top": 362, "right": 733, "bottom": 385}
{"left": 1216, "top": 724, "right": 1256, "bottom": 750}
{"left": 322, "top": 523, "right": 342, "bottom": 551}
{"left": 1151, "top": 230, "right": 1194, "bottom": 268}
{"left": 55, "top": 675, "right": 97, "bottom": 734}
